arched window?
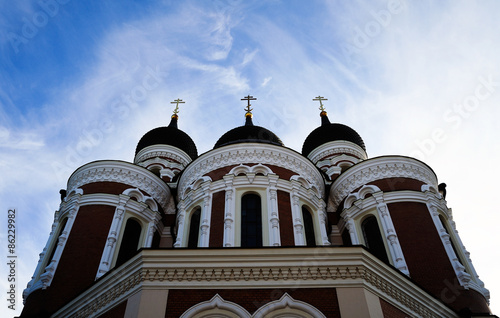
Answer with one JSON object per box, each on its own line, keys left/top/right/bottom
{"left": 241, "top": 193, "right": 262, "bottom": 247}
{"left": 302, "top": 207, "right": 316, "bottom": 247}
{"left": 116, "top": 218, "right": 142, "bottom": 267}
{"left": 188, "top": 208, "right": 201, "bottom": 248}
{"left": 361, "top": 216, "right": 389, "bottom": 263}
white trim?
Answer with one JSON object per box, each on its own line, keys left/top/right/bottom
{"left": 253, "top": 293, "right": 326, "bottom": 318}
{"left": 329, "top": 156, "right": 438, "bottom": 211}
{"left": 180, "top": 294, "right": 251, "bottom": 318}
{"left": 67, "top": 160, "right": 171, "bottom": 212}
{"left": 178, "top": 143, "right": 324, "bottom": 201}
{"left": 307, "top": 140, "right": 368, "bottom": 164}
{"left": 52, "top": 248, "right": 460, "bottom": 318}
{"left": 134, "top": 144, "right": 192, "bottom": 167}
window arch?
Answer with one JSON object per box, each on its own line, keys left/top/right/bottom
{"left": 361, "top": 215, "right": 389, "bottom": 263}
{"left": 302, "top": 207, "right": 316, "bottom": 247}
{"left": 241, "top": 193, "right": 262, "bottom": 247}
{"left": 115, "top": 218, "right": 142, "bottom": 267}
{"left": 188, "top": 208, "right": 201, "bottom": 248}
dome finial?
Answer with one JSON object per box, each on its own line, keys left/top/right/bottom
{"left": 170, "top": 98, "right": 185, "bottom": 120}
{"left": 313, "top": 96, "right": 328, "bottom": 113}
{"left": 241, "top": 95, "right": 256, "bottom": 126}
{"left": 313, "top": 96, "right": 330, "bottom": 125}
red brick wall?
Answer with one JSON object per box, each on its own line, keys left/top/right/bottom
{"left": 80, "top": 182, "right": 132, "bottom": 195}
{"left": 79, "top": 181, "right": 165, "bottom": 215}
{"left": 21, "top": 204, "right": 115, "bottom": 317}
{"left": 380, "top": 298, "right": 409, "bottom": 318}
{"left": 388, "top": 202, "right": 490, "bottom": 314}
{"left": 277, "top": 190, "right": 294, "bottom": 246}
{"left": 204, "top": 165, "right": 238, "bottom": 181}
{"left": 209, "top": 191, "right": 225, "bottom": 247}
{"left": 165, "top": 288, "right": 340, "bottom": 317}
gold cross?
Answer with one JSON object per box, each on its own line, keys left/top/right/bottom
{"left": 313, "top": 96, "right": 328, "bottom": 111}
{"left": 170, "top": 98, "right": 185, "bottom": 114}
{"left": 241, "top": 95, "right": 256, "bottom": 113}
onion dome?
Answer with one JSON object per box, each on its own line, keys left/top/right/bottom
{"left": 214, "top": 96, "right": 284, "bottom": 149}
{"left": 302, "top": 109, "right": 365, "bottom": 157}
{"left": 135, "top": 114, "right": 198, "bottom": 160}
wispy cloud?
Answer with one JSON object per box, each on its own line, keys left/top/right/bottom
{"left": 2, "top": 1, "right": 500, "bottom": 315}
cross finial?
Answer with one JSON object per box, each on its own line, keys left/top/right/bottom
{"left": 170, "top": 98, "right": 185, "bottom": 115}
{"left": 313, "top": 96, "right": 328, "bottom": 112}
{"left": 241, "top": 95, "right": 256, "bottom": 113}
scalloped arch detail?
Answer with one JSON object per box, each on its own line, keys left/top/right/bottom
{"left": 344, "top": 185, "right": 381, "bottom": 209}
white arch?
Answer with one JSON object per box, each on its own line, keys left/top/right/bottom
{"left": 180, "top": 294, "right": 251, "bottom": 318}
{"left": 65, "top": 188, "right": 83, "bottom": 201}
{"left": 344, "top": 185, "right": 381, "bottom": 209}
{"left": 122, "top": 188, "right": 158, "bottom": 211}
{"left": 253, "top": 293, "right": 326, "bottom": 318}
{"left": 229, "top": 163, "right": 274, "bottom": 176}
{"left": 421, "top": 184, "right": 441, "bottom": 197}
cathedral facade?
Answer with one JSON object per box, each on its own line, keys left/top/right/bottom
{"left": 20, "top": 97, "right": 493, "bottom": 317}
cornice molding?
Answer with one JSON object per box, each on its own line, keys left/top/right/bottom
{"left": 67, "top": 160, "right": 171, "bottom": 211}
{"left": 53, "top": 247, "right": 458, "bottom": 318}
{"left": 178, "top": 143, "right": 325, "bottom": 200}
{"left": 134, "top": 144, "right": 192, "bottom": 166}
{"left": 329, "top": 156, "right": 438, "bottom": 211}
{"left": 308, "top": 140, "right": 367, "bottom": 164}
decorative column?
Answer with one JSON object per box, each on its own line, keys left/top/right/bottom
{"left": 144, "top": 222, "right": 156, "bottom": 248}
{"left": 373, "top": 192, "right": 409, "bottom": 276}
{"left": 425, "top": 197, "right": 471, "bottom": 287}
{"left": 173, "top": 201, "right": 186, "bottom": 247}
{"left": 23, "top": 210, "right": 60, "bottom": 301}
{"left": 446, "top": 207, "right": 488, "bottom": 296}
{"left": 267, "top": 175, "right": 281, "bottom": 246}
{"left": 318, "top": 200, "right": 331, "bottom": 246}
{"left": 199, "top": 182, "right": 213, "bottom": 247}
{"left": 341, "top": 202, "right": 361, "bottom": 245}
{"left": 40, "top": 194, "right": 81, "bottom": 288}
{"left": 223, "top": 175, "right": 235, "bottom": 247}
{"left": 96, "top": 194, "right": 128, "bottom": 278}
{"left": 290, "top": 181, "right": 304, "bottom": 246}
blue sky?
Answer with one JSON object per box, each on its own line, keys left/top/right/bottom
{"left": 1, "top": 0, "right": 500, "bottom": 315}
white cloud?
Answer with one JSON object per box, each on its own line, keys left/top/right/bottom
{"left": 3, "top": 1, "right": 500, "bottom": 315}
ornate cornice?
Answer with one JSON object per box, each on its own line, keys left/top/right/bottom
{"left": 67, "top": 160, "right": 171, "bottom": 211}
{"left": 308, "top": 140, "right": 367, "bottom": 164}
{"left": 178, "top": 144, "right": 325, "bottom": 199}
{"left": 54, "top": 248, "right": 457, "bottom": 318}
{"left": 329, "top": 156, "right": 438, "bottom": 211}
{"left": 134, "top": 144, "right": 191, "bottom": 166}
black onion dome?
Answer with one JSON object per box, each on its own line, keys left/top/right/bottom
{"left": 214, "top": 116, "right": 284, "bottom": 149}
{"left": 302, "top": 113, "right": 365, "bottom": 157}
{"left": 135, "top": 116, "right": 198, "bottom": 160}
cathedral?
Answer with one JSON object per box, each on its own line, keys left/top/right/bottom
{"left": 20, "top": 96, "right": 494, "bottom": 317}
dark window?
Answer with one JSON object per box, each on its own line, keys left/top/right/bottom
{"left": 188, "top": 209, "right": 201, "bottom": 248}
{"left": 241, "top": 194, "right": 262, "bottom": 247}
{"left": 302, "top": 207, "right": 316, "bottom": 247}
{"left": 116, "top": 219, "right": 142, "bottom": 267}
{"left": 361, "top": 216, "right": 389, "bottom": 263}
{"left": 46, "top": 218, "right": 68, "bottom": 265}
{"left": 342, "top": 228, "right": 352, "bottom": 246}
